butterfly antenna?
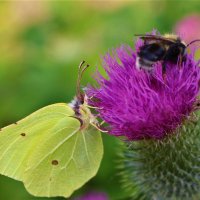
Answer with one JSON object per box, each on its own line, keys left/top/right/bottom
{"left": 76, "top": 61, "right": 89, "bottom": 102}
{"left": 187, "top": 39, "right": 200, "bottom": 47}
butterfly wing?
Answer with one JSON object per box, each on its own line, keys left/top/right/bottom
{"left": 0, "top": 103, "right": 103, "bottom": 197}
{"left": 24, "top": 120, "right": 102, "bottom": 197}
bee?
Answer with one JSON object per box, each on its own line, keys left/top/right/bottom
{"left": 135, "top": 33, "right": 200, "bottom": 74}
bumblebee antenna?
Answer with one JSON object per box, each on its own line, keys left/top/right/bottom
{"left": 76, "top": 61, "right": 89, "bottom": 102}
{"left": 187, "top": 39, "right": 200, "bottom": 47}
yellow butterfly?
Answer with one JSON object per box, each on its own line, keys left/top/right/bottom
{"left": 0, "top": 61, "right": 103, "bottom": 198}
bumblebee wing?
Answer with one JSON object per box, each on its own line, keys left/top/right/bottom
{"left": 138, "top": 43, "right": 166, "bottom": 62}
{"left": 135, "top": 34, "right": 176, "bottom": 44}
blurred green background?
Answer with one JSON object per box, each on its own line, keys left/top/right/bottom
{"left": 0, "top": 1, "right": 200, "bottom": 199}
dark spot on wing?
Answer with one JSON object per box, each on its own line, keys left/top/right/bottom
{"left": 51, "top": 160, "right": 59, "bottom": 165}
{"left": 49, "top": 178, "right": 52, "bottom": 181}
{"left": 14, "top": 122, "right": 18, "bottom": 125}
{"left": 20, "top": 133, "right": 26, "bottom": 137}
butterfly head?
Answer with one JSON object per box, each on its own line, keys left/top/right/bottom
{"left": 69, "top": 61, "right": 98, "bottom": 130}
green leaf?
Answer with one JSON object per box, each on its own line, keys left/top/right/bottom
{"left": 0, "top": 103, "right": 103, "bottom": 198}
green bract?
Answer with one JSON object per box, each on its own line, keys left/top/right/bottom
{"left": 120, "top": 116, "right": 200, "bottom": 200}
{"left": 0, "top": 103, "right": 103, "bottom": 198}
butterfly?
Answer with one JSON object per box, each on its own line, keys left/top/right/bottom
{"left": 0, "top": 61, "right": 104, "bottom": 198}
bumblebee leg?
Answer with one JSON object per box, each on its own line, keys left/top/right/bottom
{"left": 178, "top": 55, "right": 183, "bottom": 69}
{"left": 162, "top": 62, "right": 167, "bottom": 81}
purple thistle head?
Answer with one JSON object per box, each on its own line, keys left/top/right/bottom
{"left": 87, "top": 32, "right": 200, "bottom": 141}
{"left": 74, "top": 191, "right": 109, "bottom": 200}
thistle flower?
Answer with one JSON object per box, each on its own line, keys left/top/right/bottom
{"left": 87, "top": 31, "right": 200, "bottom": 200}
{"left": 87, "top": 35, "right": 200, "bottom": 141}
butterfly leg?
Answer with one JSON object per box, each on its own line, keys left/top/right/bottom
{"left": 90, "top": 122, "right": 108, "bottom": 133}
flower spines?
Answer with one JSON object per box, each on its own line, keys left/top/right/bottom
{"left": 119, "top": 120, "right": 200, "bottom": 200}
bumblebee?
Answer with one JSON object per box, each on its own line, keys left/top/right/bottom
{"left": 136, "top": 34, "right": 200, "bottom": 74}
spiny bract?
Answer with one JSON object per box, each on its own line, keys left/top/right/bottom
{"left": 119, "top": 119, "right": 200, "bottom": 200}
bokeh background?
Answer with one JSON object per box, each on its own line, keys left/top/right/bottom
{"left": 0, "top": 1, "right": 200, "bottom": 200}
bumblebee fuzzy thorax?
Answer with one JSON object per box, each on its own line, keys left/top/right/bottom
{"left": 164, "top": 33, "right": 187, "bottom": 46}
{"left": 136, "top": 33, "right": 187, "bottom": 73}
{"left": 164, "top": 33, "right": 179, "bottom": 40}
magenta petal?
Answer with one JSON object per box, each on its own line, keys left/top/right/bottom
{"left": 87, "top": 37, "right": 200, "bottom": 141}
